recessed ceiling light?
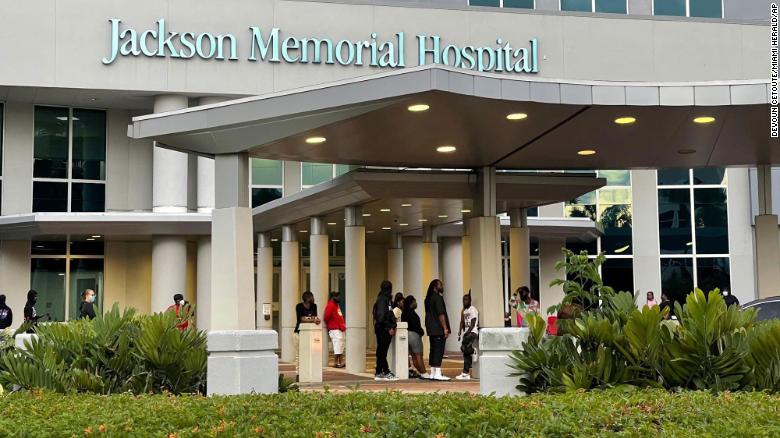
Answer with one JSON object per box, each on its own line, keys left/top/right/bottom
{"left": 461, "top": 209, "right": 471, "bottom": 213}
{"left": 56, "top": 116, "right": 68, "bottom": 121}
{"left": 407, "top": 104, "right": 429, "bottom": 112}
{"left": 91, "top": 235, "right": 101, "bottom": 238}
{"left": 677, "top": 148, "right": 697, "bottom": 155}
{"left": 367, "top": 230, "right": 375, "bottom": 234}
{"left": 418, "top": 218, "right": 428, "bottom": 222}
{"left": 299, "top": 230, "right": 308, "bottom": 233}
{"left": 362, "top": 213, "right": 371, "bottom": 217}
{"left": 577, "top": 149, "right": 596, "bottom": 156}
{"left": 436, "top": 145, "right": 456, "bottom": 153}
{"left": 455, "top": 221, "right": 463, "bottom": 225}
{"left": 400, "top": 223, "right": 409, "bottom": 226}
{"left": 88, "top": 97, "right": 98, "bottom": 102}
{"left": 86, "top": 238, "right": 95, "bottom": 241}
{"left": 506, "top": 112, "right": 528, "bottom": 121}
{"left": 305, "top": 136, "right": 327, "bottom": 144}
{"left": 438, "top": 214, "right": 448, "bottom": 218}
{"left": 380, "top": 208, "right": 391, "bottom": 212}
{"left": 327, "top": 222, "right": 337, "bottom": 226}
{"left": 693, "top": 116, "right": 716, "bottom": 124}
{"left": 332, "top": 239, "right": 340, "bottom": 242}
{"left": 686, "top": 241, "right": 693, "bottom": 246}
{"left": 614, "top": 116, "right": 636, "bottom": 125}
{"left": 382, "top": 227, "right": 391, "bottom": 230}
{"left": 401, "top": 203, "right": 412, "bottom": 207}
{"left": 58, "top": 273, "right": 65, "bottom": 276}
{"left": 271, "top": 238, "right": 279, "bottom": 242}
{"left": 35, "top": 245, "right": 45, "bottom": 249}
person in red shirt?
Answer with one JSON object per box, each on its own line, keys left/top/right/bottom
{"left": 323, "top": 291, "right": 346, "bottom": 368}
{"left": 166, "top": 293, "right": 191, "bottom": 331}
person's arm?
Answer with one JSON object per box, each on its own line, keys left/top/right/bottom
{"left": 323, "top": 302, "right": 333, "bottom": 326}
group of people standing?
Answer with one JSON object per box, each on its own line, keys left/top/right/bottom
{"left": 0, "top": 290, "right": 54, "bottom": 332}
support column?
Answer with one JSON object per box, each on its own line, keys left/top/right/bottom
{"left": 152, "top": 95, "right": 188, "bottom": 314}
{"left": 387, "top": 232, "right": 404, "bottom": 292}
{"left": 421, "top": 224, "right": 440, "bottom": 290}
{"left": 196, "top": 236, "right": 211, "bottom": 330}
{"left": 345, "top": 206, "right": 367, "bottom": 374}
{"left": 256, "top": 232, "right": 274, "bottom": 330}
{"left": 309, "top": 217, "right": 330, "bottom": 365}
{"left": 539, "top": 238, "right": 566, "bottom": 315}
{"left": 509, "top": 209, "right": 531, "bottom": 296}
{"left": 280, "top": 225, "right": 300, "bottom": 363}
{"left": 441, "top": 237, "right": 465, "bottom": 352}
{"left": 209, "top": 153, "right": 255, "bottom": 330}
{"left": 195, "top": 97, "right": 225, "bottom": 213}
{"left": 755, "top": 165, "right": 780, "bottom": 298}
{"left": 468, "top": 167, "right": 503, "bottom": 328}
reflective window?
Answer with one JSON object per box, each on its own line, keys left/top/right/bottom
{"left": 504, "top": 0, "right": 534, "bottom": 8}
{"left": 693, "top": 168, "right": 726, "bottom": 185}
{"left": 696, "top": 257, "right": 730, "bottom": 294}
{"left": 596, "top": 0, "right": 627, "bottom": 13}
{"left": 68, "top": 258, "right": 104, "bottom": 321}
{"left": 602, "top": 258, "right": 634, "bottom": 293}
{"left": 530, "top": 258, "right": 540, "bottom": 302}
{"left": 30, "top": 258, "right": 66, "bottom": 322}
{"left": 658, "top": 169, "right": 689, "bottom": 185}
{"left": 251, "top": 159, "right": 283, "bottom": 186}
{"left": 694, "top": 188, "right": 728, "bottom": 254}
{"left": 561, "top": 0, "right": 591, "bottom": 11}
{"left": 34, "top": 107, "right": 69, "bottom": 179}
{"left": 1, "top": 103, "right": 3, "bottom": 212}
{"left": 32, "top": 182, "right": 68, "bottom": 212}
{"left": 658, "top": 188, "right": 692, "bottom": 254}
{"left": 335, "top": 164, "right": 351, "bottom": 177}
{"left": 32, "top": 240, "right": 68, "bottom": 255}
{"left": 660, "top": 258, "right": 694, "bottom": 305}
{"left": 251, "top": 187, "right": 283, "bottom": 208}
{"left": 654, "top": 0, "right": 686, "bottom": 16}
{"left": 71, "top": 183, "right": 105, "bottom": 212}
{"left": 469, "top": 0, "right": 501, "bottom": 6}
{"left": 302, "top": 163, "right": 336, "bottom": 187}
{"left": 689, "top": 0, "right": 722, "bottom": 18}
{"left": 601, "top": 170, "right": 630, "bottom": 186}
{"left": 71, "top": 109, "right": 106, "bottom": 180}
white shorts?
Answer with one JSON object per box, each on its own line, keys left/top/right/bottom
{"left": 329, "top": 329, "right": 345, "bottom": 355}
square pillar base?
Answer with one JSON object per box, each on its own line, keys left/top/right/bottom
{"left": 207, "top": 330, "right": 279, "bottom": 395}
{"left": 388, "top": 322, "right": 409, "bottom": 379}
{"left": 478, "top": 327, "right": 529, "bottom": 397}
{"left": 298, "top": 323, "right": 323, "bottom": 383}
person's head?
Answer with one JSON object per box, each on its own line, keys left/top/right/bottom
{"left": 403, "top": 295, "right": 417, "bottom": 311}
{"left": 173, "top": 293, "right": 184, "bottom": 306}
{"left": 82, "top": 289, "right": 96, "bottom": 303}
{"left": 463, "top": 292, "right": 472, "bottom": 309}
{"left": 380, "top": 280, "right": 392, "bottom": 297}
{"left": 646, "top": 291, "right": 655, "bottom": 301}
{"left": 27, "top": 289, "right": 38, "bottom": 304}
{"left": 0, "top": 294, "right": 5, "bottom": 306}
{"left": 723, "top": 289, "right": 731, "bottom": 297}
{"left": 518, "top": 286, "right": 531, "bottom": 302}
{"left": 661, "top": 291, "right": 669, "bottom": 302}
{"left": 329, "top": 290, "right": 341, "bottom": 303}
{"left": 302, "top": 291, "right": 314, "bottom": 306}
{"left": 393, "top": 292, "right": 404, "bottom": 309}
{"left": 426, "top": 279, "right": 443, "bottom": 298}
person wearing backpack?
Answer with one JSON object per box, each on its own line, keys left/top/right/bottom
{"left": 372, "top": 280, "right": 397, "bottom": 381}
{"left": 0, "top": 294, "right": 13, "bottom": 330}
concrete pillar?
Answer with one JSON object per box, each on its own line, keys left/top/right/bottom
{"left": 388, "top": 322, "right": 409, "bottom": 379}
{"left": 256, "top": 232, "right": 274, "bottom": 330}
{"left": 441, "top": 237, "right": 465, "bottom": 352}
{"left": 151, "top": 95, "right": 189, "bottom": 315}
{"left": 421, "top": 224, "right": 440, "bottom": 291}
{"left": 280, "top": 225, "right": 300, "bottom": 363}
{"left": 726, "top": 168, "right": 757, "bottom": 303}
{"left": 345, "top": 206, "right": 367, "bottom": 374}
{"left": 151, "top": 236, "right": 187, "bottom": 312}
{"left": 468, "top": 167, "right": 503, "bottom": 328}
{"left": 298, "top": 323, "right": 323, "bottom": 383}
{"left": 631, "top": 170, "right": 662, "bottom": 296}
{"left": 196, "top": 237, "right": 211, "bottom": 330}
{"left": 539, "top": 238, "right": 566, "bottom": 315}
{"left": 509, "top": 208, "right": 531, "bottom": 294}
{"left": 387, "top": 232, "right": 404, "bottom": 292}
{"left": 0, "top": 240, "right": 31, "bottom": 329}
{"left": 755, "top": 165, "right": 780, "bottom": 298}
{"left": 309, "top": 216, "right": 330, "bottom": 365}
{"left": 209, "top": 153, "right": 255, "bottom": 330}
{"left": 194, "top": 97, "right": 227, "bottom": 213}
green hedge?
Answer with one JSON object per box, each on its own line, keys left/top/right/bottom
{"left": 1, "top": 389, "right": 778, "bottom": 437}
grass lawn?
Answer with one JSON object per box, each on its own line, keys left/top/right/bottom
{"left": 1, "top": 388, "right": 778, "bottom": 437}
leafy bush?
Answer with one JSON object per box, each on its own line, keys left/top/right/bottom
{"left": 0, "top": 388, "right": 777, "bottom": 436}
{"left": 511, "top": 249, "right": 780, "bottom": 394}
{"left": 0, "top": 304, "right": 206, "bottom": 395}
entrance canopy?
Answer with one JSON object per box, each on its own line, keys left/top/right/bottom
{"left": 129, "top": 65, "right": 775, "bottom": 169}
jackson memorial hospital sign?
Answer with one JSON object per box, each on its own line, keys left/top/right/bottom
{"left": 101, "top": 18, "right": 540, "bottom": 74}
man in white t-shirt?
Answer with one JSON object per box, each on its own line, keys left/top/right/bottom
{"left": 456, "top": 292, "right": 479, "bottom": 380}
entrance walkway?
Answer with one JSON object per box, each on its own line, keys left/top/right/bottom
{"left": 280, "top": 350, "right": 480, "bottom": 394}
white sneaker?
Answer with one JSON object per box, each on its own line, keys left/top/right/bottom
{"left": 433, "top": 373, "right": 451, "bottom": 381}
{"left": 419, "top": 373, "right": 432, "bottom": 380}
{"left": 374, "top": 373, "right": 388, "bottom": 381}
{"left": 455, "top": 373, "right": 471, "bottom": 380}
{"left": 385, "top": 372, "right": 399, "bottom": 381}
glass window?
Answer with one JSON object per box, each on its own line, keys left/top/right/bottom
{"left": 252, "top": 187, "right": 283, "bottom": 208}
{"left": 661, "top": 258, "right": 694, "bottom": 305}
{"left": 469, "top": 0, "right": 501, "bottom": 6}
{"left": 30, "top": 258, "right": 66, "bottom": 322}
{"left": 302, "top": 163, "right": 334, "bottom": 186}
{"left": 32, "top": 240, "right": 68, "bottom": 255}
{"left": 693, "top": 168, "right": 726, "bottom": 185}
{"left": 561, "top": 0, "right": 592, "bottom": 11}
{"left": 34, "top": 107, "right": 69, "bottom": 179}
{"left": 530, "top": 258, "right": 540, "bottom": 302}
{"left": 251, "top": 159, "right": 283, "bottom": 186}
{"left": 658, "top": 188, "right": 692, "bottom": 254}
{"left": 694, "top": 188, "right": 728, "bottom": 254}
{"left": 600, "top": 204, "right": 632, "bottom": 255}
{"left": 335, "top": 164, "right": 351, "bottom": 177}
{"left": 654, "top": 0, "right": 686, "bottom": 16}
{"left": 599, "top": 170, "right": 630, "bottom": 186}
{"left": 71, "top": 109, "right": 106, "bottom": 180}
{"left": 33, "top": 181, "right": 68, "bottom": 212}
{"left": 658, "top": 169, "right": 689, "bottom": 185}
{"left": 527, "top": 207, "right": 538, "bottom": 217}
{"left": 504, "top": 0, "right": 534, "bottom": 8}
{"left": 696, "top": 257, "right": 730, "bottom": 294}
{"left": 71, "top": 183, "right": 105, "bottom": 212}
{"left": 689, "top": 0, "right": 721, "bottom": 18}
{"left": 68, "top": 259, "right": 104, "bottom": 321}
{"left": 1, "top": 102, "right": 4, "bottom": 178}
{"left": 70, "top": 239, "right": 105, "bottom": 256}
{"left": 598, "top": 187, "right": 631, "bottom": 205}
{"left": 596, "top": 0, "right": 627, "bottom": 13}
{"left": 602, "top": 258, "right": 633, "bottom": 293}
{"left": 566, "top": 239, "right": 598, "bottom": 256}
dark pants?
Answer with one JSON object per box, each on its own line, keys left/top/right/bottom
{"left": 461, "top": 332, "right": 478, "bottom": 373}
{"left": 375, "top": 326, "right": 392, "bottom": 374}
{"left": 429, "top": 335, "right": 446, "bottom": 367}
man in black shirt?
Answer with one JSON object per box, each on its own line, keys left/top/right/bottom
{"left": 0, "top": 294, "right": 12, "bottom": 329}
{"left": 294, "top": 291, "right": 320, "bottom": 377}
{"left": 424, "top": 279, "right": 450, "bottom": 381}
{"left": 372, "top": 280, "right": 397, "bottom": 381}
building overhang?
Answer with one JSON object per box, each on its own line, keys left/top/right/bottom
{"left": 129, "top": 65, "right": 776, "bottom": 169}
{"left": 252, "top": 168, "right": 605, "bottom": 242}
{"left": 0, "top": 213, "right": 211, "bottom": 240}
